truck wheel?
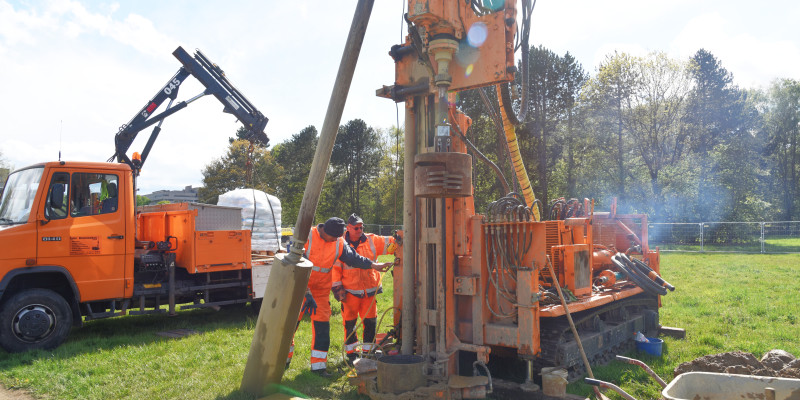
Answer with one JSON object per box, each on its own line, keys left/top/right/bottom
{"left": 0, "top": 289, "right": 73, "bottom": 353}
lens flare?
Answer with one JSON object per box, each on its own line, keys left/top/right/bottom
{"left": 467, "top": 22, "right": 488, "bottom": 48}
{"left": 465, "top": 64, "right": 474, "bottom": 77}
{"left": 456, "top": 40, "right": 480, "bottom": 69}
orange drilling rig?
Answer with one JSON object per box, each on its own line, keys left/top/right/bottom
{"left": 366, "top": 0, "right": 674, "bottom": 397}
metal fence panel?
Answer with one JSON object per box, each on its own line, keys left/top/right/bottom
{"left": 647, "top": 223, "right": 703, "bottom": 251}
{"left": 363, "top": 224, "right": 403, "bottom": 236}
{"left": 763, "top": 221, "right": 800, "bottom": 253}
{"left": 702, "top": 222, "right": 762, "bottom": 253}
{"left": 648, "top": 221, "right": 800, "bottom": 253}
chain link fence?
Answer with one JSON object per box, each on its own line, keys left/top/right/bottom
{"left": 648, "top": 221, "right": 800, "bottom": 253}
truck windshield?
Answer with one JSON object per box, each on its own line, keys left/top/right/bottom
{"left": 0, "top": 167, "right": 44, "bottom": 225}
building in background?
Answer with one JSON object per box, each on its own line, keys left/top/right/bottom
{"left": 144, "top": 185, "right": 199, "bottom": 203}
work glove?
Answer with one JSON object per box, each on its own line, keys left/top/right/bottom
{"left": 332, "top": 285, "right": 347, "bottom": 302}
{"left": 301, "top": 292, "right": 317, "bottom": 316}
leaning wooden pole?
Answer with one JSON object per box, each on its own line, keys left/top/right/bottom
{"left": 240, "top": 0, "right": 375, "bottom": 396}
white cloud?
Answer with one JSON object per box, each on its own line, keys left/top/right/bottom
{"left": 0, "top": 1, "right": 48, "bottom": 45}
{"left": 671, "top": 12, "right": 800, "bottom": 89}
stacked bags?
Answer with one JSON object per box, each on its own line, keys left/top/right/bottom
{"left": 218, "top": 189, "right": 282, "bottom": 252}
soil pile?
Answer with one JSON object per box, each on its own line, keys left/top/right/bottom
{"left": 674, "top": 350, "right": 800, "bottom": 379}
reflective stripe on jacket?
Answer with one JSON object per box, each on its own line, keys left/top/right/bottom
{"left": 333, "top": 233, "right": 395, "bottom": 294}
{"left": 305, "top": 226, "right": 345, "bottom": 291}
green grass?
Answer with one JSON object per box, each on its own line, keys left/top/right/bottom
{"left": 653, "top": 236, "right": 800, "bottom": 253}
{"left": 570, "top": 253, "right": 800, "bottom": 399}
{"left": 764, "top": 237, "right": 800, "bottom": 251}
{"left": 2, "top": 253, "right": 798, "bottom": 399}
{"left": 0, "top": 258, "right": 397, "bottom": 400}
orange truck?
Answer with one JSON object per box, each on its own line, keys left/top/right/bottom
{"left": 0, "top": 47, "right": 271, "bottom": 353}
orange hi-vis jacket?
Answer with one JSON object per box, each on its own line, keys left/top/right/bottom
{"left": 333, "top": 233, "right": 395, "bottom": 297}
{"left": 304, "top": 226, "right": 346, "bottom": 292}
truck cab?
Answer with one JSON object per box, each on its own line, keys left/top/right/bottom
{"left": 0, "top": 161, "right": 134, "bottom": 352}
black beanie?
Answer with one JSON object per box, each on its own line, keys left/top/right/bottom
{"left": 322, "top": 217, "right": 346, "bottom": 237}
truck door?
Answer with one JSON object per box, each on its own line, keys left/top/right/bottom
{"left": 37, "top": 170, "right": 127, "bottom": 301}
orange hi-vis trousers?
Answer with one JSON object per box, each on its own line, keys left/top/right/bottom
{"left": 342, "top": 292, "right": 378, "bottom": 356}
{"left": 287, "top": 287, "right": 332, "bottom": 371}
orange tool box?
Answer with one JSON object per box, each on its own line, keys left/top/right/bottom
{"left": 137, "top": 209, "right": 251, "bottom": 274}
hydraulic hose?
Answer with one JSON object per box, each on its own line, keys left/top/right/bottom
{"left": 629, "top": 257, "right": 675, "bottom": 292}
{"left": 450, "top": 110, "right": 510, "bottom": 194}
{"left": 611, "top": 254, "right": 667, "bottom": 296}
{"left": 616, "top": 254, "right": 666, "bottom": 296}
{"left": 617, "top": 253, "right": 669, "bottom": 294}
{"left": 496, "top": 84, "right": 540, "bottom": 220}
{"left": 622, "top": 255, "right": 667, "bottom": 296}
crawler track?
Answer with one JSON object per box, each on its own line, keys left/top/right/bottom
{"left": 536, "top": 294, "right": 660, "bottom": 381}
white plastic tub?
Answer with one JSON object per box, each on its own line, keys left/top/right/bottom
{"left": 662, "top": 372, "right": 800, "bottom": 400}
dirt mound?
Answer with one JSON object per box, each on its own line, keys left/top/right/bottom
{"left": 674, "top": 350, "right": 798, "bottom": 379}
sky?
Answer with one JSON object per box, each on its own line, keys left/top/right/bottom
{"left": 1, "top": 0, "right": 798, "bottom": 195}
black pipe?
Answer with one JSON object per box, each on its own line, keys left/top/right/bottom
{"left": 389, "top": 44, "right": 415, "bottom": 61}
{"left": 618, "top": 254, "right": 667, "bottom": 296}
{"left": 617, "top": 253, "right": 667, "bottom": 296}
{"left": 612, "top": 254, "right": 666, "bottom": 296}
{"left": 630, "top": 257, "right": 675, "bottom": 292}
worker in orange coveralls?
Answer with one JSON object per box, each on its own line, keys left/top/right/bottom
{"left": 286, "top": 217, "right": 391, "bottom": 377}
{"left": 332, "top": 214, "right": 399, "bottom": 362}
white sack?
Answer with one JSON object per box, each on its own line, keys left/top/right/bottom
{"left": 218, "top": 188, "right": 282, "bottom": 252}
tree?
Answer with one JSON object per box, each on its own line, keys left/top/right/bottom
{"left": 136, "top": 195, "right": 151, "bottom": 206}
{"left": 199, "top": 139, "right": 281, "bottom": 204}
{"left": 329, "top": 119, "right": 382, "bottom": 216}
{"left": 272, "top": 126, "right": 318, "bottom": 225}
{"left": 763, "top": 79, "right": 800, "bottom": 220}
{"left": 582, "top": 52, "right": 640, "bottom": 208}
{"left": 0, "top": 149, "right": 10, "bottom": 189}
{"left": 683, "top": 49, "right": 753, "bottom": 221}
{"left": 554, "top": 52, "right": 588, "bottom": 196}
{"left": 625, "top": 52, "right": 692, "bottom": 220}
{"left": 367, "top": 126, "right": 404, "bottom": 225}
{"left": 521, "top": 45, "right": 567, "bottom": 205}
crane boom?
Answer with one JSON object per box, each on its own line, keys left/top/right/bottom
{"left": 112, "top": 46, "right": 269, "bottom": 170}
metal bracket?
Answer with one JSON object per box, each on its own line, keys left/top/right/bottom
{"left": 454, "top": 275, "right": 478, "bottom": 296}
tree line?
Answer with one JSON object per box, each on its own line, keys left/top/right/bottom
{"left": 199, "top": 46, "right": 800, "bottom": 225}
{"left": 199, "top": 121, "right": 403, "bottom": 227}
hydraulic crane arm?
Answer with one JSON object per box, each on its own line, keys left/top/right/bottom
{"left": 112, "top": 46, "right": 269, "bottom": 169}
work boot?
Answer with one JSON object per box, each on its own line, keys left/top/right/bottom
{"left": 347, "top": 353, "right": 358, "bottom": 363}
{"left": 312, "top": 369, "right": 333, "bottom": 378}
